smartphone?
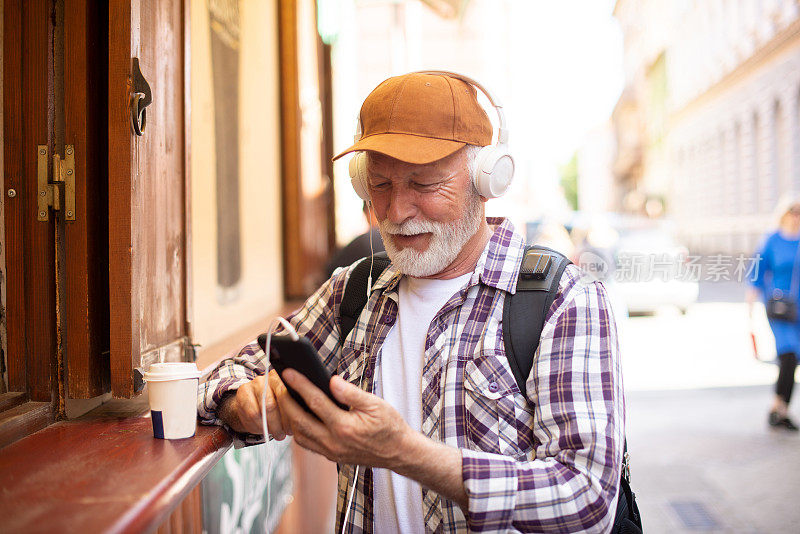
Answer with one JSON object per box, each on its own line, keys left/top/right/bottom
{"left": 257, "top": 333, "right": 348, "bottom": 413}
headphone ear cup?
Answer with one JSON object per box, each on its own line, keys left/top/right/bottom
{"left": 473, "top": 145, "right": 515, "bottom": 198}
{"left": 349, "top": 152, "right": 370, "bottom": 201}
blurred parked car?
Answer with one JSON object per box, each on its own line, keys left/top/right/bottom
{"left": 529, "top": 212, "right": 698, "bottom": 315}
{"left": 526, "top": 219, "right": 575, "bottom": 257}
{"left": 612, "top": 223, "right": 698, "bottom": 315}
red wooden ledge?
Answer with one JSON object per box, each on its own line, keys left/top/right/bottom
{"left": 0, "top": 398, "right": 232, "bottom": 533}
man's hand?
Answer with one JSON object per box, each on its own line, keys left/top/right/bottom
{"left": 219, "top": 370, "right": 293, "bottom": 440}
{"left": 277, "top": 369, "right": 411, "bottom": 468}
{"left": 278, "top": 370, "right": 468, "bottom": 509}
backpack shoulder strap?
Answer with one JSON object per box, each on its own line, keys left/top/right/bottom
{"left": 502, "top": 247, "right": 641, "bottom": 531}
{"left": 340, "top": 252, "right": 392, "bottom": 342}
{"left": 502, "top": 245, "right": 572, "bottom": 394}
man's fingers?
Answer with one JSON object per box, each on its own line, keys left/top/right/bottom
{"left": 238, "top": 376, "right": 286, "bottom": 439}
{"left": 261, "top": 370, "right": 288, "bottom": 438}
{"left": 262, "top": 385, "right": 288, "bottom": 440}
{"left": 268, "top": 370, "right": 293, "bottom": 435}
{"left": 330, "top": 375, "right": 373, "bottom": 409}
{"left": 267, "top": 369, "right": 284, "bottom": 397}
{"left": 274, "top": 376, "right": 329, "bottom": 443}
{"left": 235, "top": 384, "right": 268, "bottom": 435}
{"left": 281, "top": 369, "right": 343, "bottom": 425}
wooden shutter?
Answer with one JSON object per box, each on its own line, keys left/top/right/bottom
{"left": 108, "top": 0, "right": 188, "bottom": 397}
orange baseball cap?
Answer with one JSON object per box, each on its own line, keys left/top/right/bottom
{"left": 333, "top": 72, "right": 493, "bottom": 164}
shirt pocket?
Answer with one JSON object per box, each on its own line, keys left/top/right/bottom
{"left": 462, "top": 353, "right": 535, "bottom": 459}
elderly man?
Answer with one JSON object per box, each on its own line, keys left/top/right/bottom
{"left": 199, "top": 72, "right": 625, "bottom": 533}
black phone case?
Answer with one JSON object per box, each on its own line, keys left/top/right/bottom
{"left": 257, "top": 333, "right": 348, "bottom": 413}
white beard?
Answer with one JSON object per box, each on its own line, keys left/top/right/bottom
{"left": 378, "top": 193, "right": 483, "bottom": 277}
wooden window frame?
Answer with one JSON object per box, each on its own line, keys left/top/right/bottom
{"left": 1, "top": 0, "right": 59, "bottom": 446}
{"left": 1, "top": 0, "right": 190, "bottom": 448}
{"left": 278, "top": 0, "right": 336, "bottom": 300}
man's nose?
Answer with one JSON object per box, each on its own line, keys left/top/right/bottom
{"left": 387, "top": 185, "right": 416, "bottom": 224}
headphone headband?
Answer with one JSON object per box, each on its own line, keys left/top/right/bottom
{"left": 409, "top": 70, "right": 509, "bottom": 145}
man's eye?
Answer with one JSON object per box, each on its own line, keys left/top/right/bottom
{"left": 371, "top": 182, "right": 390, "bottom": 191}
{"left": 413, "top": 182, "right": 437, "bottom": 191}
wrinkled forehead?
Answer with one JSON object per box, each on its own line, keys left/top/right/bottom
{"left": 365, "top": 149, "right": 466, "bottom": 178}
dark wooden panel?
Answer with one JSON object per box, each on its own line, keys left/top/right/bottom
{"left": 108, "top": 0, "right": 136, "bottom": 397}
{"left": 23, "top": 0, "right": 57, "bottom": 403}
{"left": 2, "top": 1, "right": 59, "bottom": 402}
{"left": 64, "top": 0, "right": 110, "bottom": 398}
{"left": 0, "top": 401, "right": 53, "bottom": 450}
{"left": 0, "top": 392, "right": 26, "bottom": 412}
{"left": 3, "top": 0, "right": 27, "bottom": 393}
{"left": 108, "top": 0, "right": 186, "bottom": 397}
{"left": 0, "top": 399, "right": 230, "bottom": 532}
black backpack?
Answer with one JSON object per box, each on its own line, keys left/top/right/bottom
{"left": 340, "top": 245, "right": 642, "bottom": 533}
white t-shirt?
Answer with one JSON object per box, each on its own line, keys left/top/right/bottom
{"left": 373, "top": 273, "right": 471, "bottom": 533}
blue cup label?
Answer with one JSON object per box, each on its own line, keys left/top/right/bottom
{"left": 151, "top": 410, "right": 165, "bottom": 439}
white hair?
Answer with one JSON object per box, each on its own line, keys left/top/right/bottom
{"left": 773, "top": 193, "right": 800, "bottom": 227}
{"left": 464, "top": 144, "right": 482, "bottom": 184}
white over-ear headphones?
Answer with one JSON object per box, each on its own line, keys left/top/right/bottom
{"left": 348, "top": 70, "right": 514, "bottom": 201}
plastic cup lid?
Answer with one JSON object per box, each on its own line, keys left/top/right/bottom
{"left": 143, "top": 362, "right": 201, "bottom": 382}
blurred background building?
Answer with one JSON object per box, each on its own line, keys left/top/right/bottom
{"left": 327, "top": 0, "right": 621, "bottom": 243}
{"left": 612, "top": 0, "right": 800, "bottom": 255}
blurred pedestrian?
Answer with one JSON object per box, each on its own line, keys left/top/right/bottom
{"left": 748, "top": 195, "right": 800, "bottom": 431}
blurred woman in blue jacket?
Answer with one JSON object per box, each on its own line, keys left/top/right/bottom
{"left": 748, "top": 197, "right": 800, "bottom": 431}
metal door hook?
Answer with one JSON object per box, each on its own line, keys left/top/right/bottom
{"left": 130, "top": 58, "right": 152, "bottom": 136}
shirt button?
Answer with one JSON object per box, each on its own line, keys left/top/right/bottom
{"left": 488, "top": 381, "right": 500, "bottom": 393}
{"left": 383, "top": 314, "right": 395, "bottom": 325}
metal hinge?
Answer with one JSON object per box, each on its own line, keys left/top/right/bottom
{"left": 37, "top": 145, "right": 76, "bottom": 222}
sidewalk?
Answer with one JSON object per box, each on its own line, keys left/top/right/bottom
{"left": 620, "top": 296, "right": 800, "bottom": 532}
{"left": 627, "top": 384, "right": 800, "bottom": 533}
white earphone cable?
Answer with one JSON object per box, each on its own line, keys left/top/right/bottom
{"left": 340, "top": 350, "right": 370, "bottom": 534}
{"left": 367, "top": 201, "right": 375, "bottom": 301}
{"left": 259, "top": 316, "right": 299, "bottom": 531}
{"left": 341, "top": 465, "right": 361, "bottom": 532}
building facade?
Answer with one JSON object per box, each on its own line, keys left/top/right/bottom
{"left": 613, "top": 0, "right": 800, "bottom": 254}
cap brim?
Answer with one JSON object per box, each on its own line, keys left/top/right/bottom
{"left": 332, "top": 133, "right": 466, "bottom": 165}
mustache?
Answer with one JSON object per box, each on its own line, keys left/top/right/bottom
{"left": 380, "top": 218, "right": 441, "bottom": 236}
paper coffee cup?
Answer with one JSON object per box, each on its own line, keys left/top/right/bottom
{"left": 144, "top": 362, "right": 201, "bottom": 439}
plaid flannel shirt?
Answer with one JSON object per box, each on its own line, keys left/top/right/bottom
{"left": 198, "top": 217, "right": 625, "bottom": 533}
